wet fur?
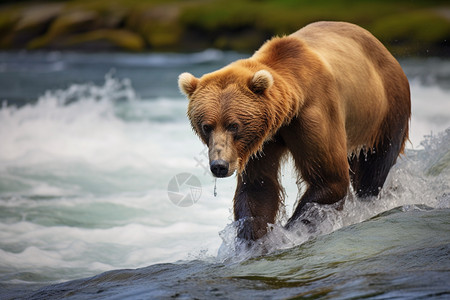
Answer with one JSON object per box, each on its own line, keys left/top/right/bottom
{"left": 180, "top": 21, "right": 411, "bottom": 240}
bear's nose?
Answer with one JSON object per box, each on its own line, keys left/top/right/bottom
{"left": 210, "top": 159, "right": 229, "bottom": 177}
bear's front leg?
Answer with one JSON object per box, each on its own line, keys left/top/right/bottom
{"left": 284, "top": 144, "right": 350, "bottom": 230}
{"left": 233, "top": 175, "right": 281, "bottom": 240}
{"left": 280, "top": 109, "right": 350, "bottom": 230}
{"left": 233, "top": 140, "right": 286, "bottom": 241}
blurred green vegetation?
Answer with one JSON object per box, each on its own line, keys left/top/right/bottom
{"left": 0, "top": 0, "right": 449, "bottom": 55}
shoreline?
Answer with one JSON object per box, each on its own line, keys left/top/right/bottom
{"left": 0, "top": 0, "right": 449, "bottom": 57}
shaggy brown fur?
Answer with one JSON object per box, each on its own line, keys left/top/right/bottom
{"left": 179, "top": 21, "right": 410, "bottom": 240}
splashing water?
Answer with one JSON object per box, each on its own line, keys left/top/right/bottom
{"left": 217, "top": 129, "right": 450, "bottom": 262}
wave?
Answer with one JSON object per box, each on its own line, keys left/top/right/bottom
{"left": 0, "top": 74, "right": 198, "bottom": 198}
{"left": 5, "top": 206, "right": 449, "bottom": 299}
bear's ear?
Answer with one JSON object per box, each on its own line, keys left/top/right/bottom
{"left": 249, "top": 70, "right": 273, "bottom": 94}
{"left": 178, "top": 72, "right": 199, "bottom": 97}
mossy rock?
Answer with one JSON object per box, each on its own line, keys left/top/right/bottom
{"left": 179, "top": 1, "right": 258, "bottom": 33}
{"left": 142, "top": 23, "right": 181, "bottom": 50}
{"left": 14, "top": 3, "right": 64, "bottom": 32}
{"left": 60, "top": 29, "right": 145, "bottom": 51}
{"left": 1, "top": 0, "right": 450, "bottom": 54}
{"left": 125, "top": 4, "right": 181, "bottom": 50}
{"left": 5, "top": 3, "right": 64, "bottom": 48}
{"left": 28, "top": 10, "right": 98, "bottom": 49}
{"left": 0, "top": 7, "right": 20, "bottom": 48}
{"left": 0, "top": 7, "right": 20, "bottom": 33}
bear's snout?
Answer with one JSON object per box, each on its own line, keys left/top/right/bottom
{"left": 210, "top": 159, "right": 229, "bottom": 177}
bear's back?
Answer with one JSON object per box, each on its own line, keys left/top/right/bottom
{"left": 291, "top": 21, "right": 408, "bottom": 150}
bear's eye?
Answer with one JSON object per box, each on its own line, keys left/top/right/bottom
{"left": 227, "top": 123, "right": 239, "bottom": 133}
{"left": 202, "top": 124, "right": 213, "bottom": 135}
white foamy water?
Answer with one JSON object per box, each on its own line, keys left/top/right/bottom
{"left": 0, "top": 73, "right": 235, "bottom": 284}
{"left": 409, "top": 81, "right": 450, "bottom": 148}
{"left": 0, "top": 53, "right": 449, "bottom": 286}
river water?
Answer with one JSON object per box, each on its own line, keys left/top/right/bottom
{"left": 0, "top": 51, "right": 449, "bottom": 299}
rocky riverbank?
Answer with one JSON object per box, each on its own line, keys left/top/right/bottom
{"left": 0, "top": 0, "right": 449, "bottom": 56}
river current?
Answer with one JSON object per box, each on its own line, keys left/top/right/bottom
{"left": 0, "top": 51, "right": 449, "bottom": 299}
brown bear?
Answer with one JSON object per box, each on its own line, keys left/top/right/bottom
{"left": 178, "top": 21, "right": 410, "bottom": 241}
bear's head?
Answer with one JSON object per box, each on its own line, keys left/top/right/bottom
{"left": 178, "top": 64, "right": 276, "bottom": 177}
